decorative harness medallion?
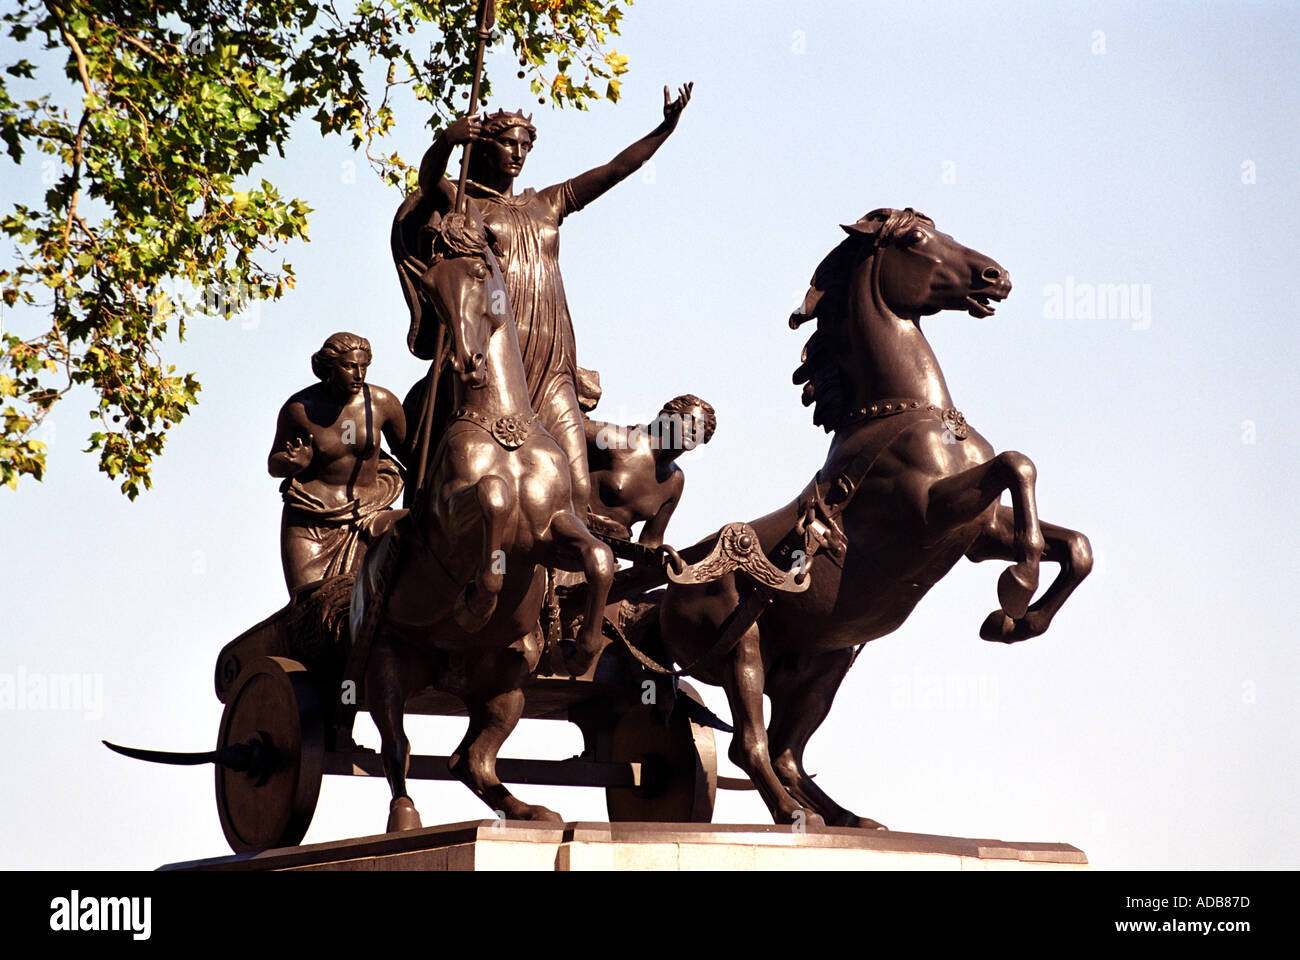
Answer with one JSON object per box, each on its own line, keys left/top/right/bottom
{"left": 941, "top": 407, "right": 969, "bottom": 441}
{"left": 452, "top": 408, "right": 539, "bottom": 450}
{"left": 667, "top": 522, "right": 810, "bottom": 593}
{"left": 842, "top": 397, "right": 969, "bottom": 442}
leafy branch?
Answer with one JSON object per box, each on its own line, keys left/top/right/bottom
{"left": 1, "top": 0, "right": 629, "bottom": 496}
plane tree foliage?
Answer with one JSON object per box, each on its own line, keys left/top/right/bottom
{"left": 0, "top": 0, "right": 629, "bottom": 496}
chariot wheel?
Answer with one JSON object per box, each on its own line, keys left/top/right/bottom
{"left": 606, "top": 680, "right": 717, "bottom": 823}
{"left": 215, "top": 656, "right": 324, "bottom": 853}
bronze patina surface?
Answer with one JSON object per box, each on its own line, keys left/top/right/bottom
{"left": 104, "top": 8, "right": 1090, "bottom": 853}
{"left": 585, "top": 396, "right": 716, "bottom": 550}
{"left": 394, "top": 83, "right": 693, "bottom": 517}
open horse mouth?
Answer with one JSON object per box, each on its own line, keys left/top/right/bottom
{"left": 965, "top": 291, "right": 1004, "bottom": 318}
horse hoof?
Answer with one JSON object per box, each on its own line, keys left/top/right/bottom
{"left": 561, "top": 638, "right": 601, "bottom": 678}
{"left": 829, "top": 811, "right": 888, "bottom": 830}
{"left": 782, "top": 808, "right": 825, "bottom": 829}
{"left": 522, "top": 805, "right": 565, "bottom": 824}
{"left": 387, "top": 796, "right": 423, "bottom": 833}
{"left": 496, "top": 801, "right": 564, "bottom": 823}
{"left": 1019, "top": 610, "right": 1050, "bottom": 638}
{"left": 980, "top": 610, "right": 1017, "bottom": 643}
{"left": 997, "top": 563, "right": 1037, "bottom": 620}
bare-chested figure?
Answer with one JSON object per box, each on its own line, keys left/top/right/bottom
{"left": 269, "top": 332, "right": 407, "bottom": 595}
{"left": 584, "top": 395, "right": 717, "bottom": 549}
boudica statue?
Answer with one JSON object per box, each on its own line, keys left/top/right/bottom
{"left": 268, "top": 332, "right": 407, "bottom": 594}
{"left": 104, "top": 4, "right": 1091, "bottom": 853}
{"left": 394, "top": 83, "right": 693, "bottom": 515}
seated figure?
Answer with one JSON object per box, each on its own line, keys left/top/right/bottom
{"left": 584, "top": 394, "right": 717, "bottom": 549}
{"left": 268, "top": 332, "right": 407, "bottom": 595}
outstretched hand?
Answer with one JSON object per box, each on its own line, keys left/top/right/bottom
{"left": 663, "top": 82, "right": 693, "bottom": 128}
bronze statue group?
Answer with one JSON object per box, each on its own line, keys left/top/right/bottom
{"left": 260, "top": 90, "right": 1092, "bottom": 832}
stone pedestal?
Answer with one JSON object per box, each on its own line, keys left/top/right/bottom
{"left": 161, "top": 821, "right": 1088, "bottom": 871}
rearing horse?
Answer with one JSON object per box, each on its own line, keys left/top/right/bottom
{"left": 658, "top": 208, "right": 1092, "bottom": 828}
{"left": 355, "top": 205, "right": 615, "bottom": 830}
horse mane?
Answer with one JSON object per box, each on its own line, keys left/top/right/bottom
{"left": 790, "top": 208, "right": 934, "bottom": 432}
{"left": 790, "top": 238, "right": 859, "bottom": 432}
{"left": 429, "top": 210, "right": 490, "bottom": 261}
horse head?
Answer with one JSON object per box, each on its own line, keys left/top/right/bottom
{"left": 420, "top": 205, "right": 510, "bottom": 389}
{"left": 843, "top": 208, "right": 1010, "bottom": 318}
{"left": 791, "top": 209, "right": 1012, "bottom": 431}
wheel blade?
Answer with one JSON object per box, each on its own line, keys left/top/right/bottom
{"left": 103, "top": 739, "right": 219, "bottom": 767}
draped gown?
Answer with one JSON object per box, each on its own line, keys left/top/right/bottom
{"left": 391, "top": 177, "right": 592, "bottom": 513}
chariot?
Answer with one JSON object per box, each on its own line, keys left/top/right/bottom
{"left": 106, "top": 526, "right": 805, "bottom": 854}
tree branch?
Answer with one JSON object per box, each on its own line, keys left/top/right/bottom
{"left": 43, "top": 1, "right": 93, "bottom": 95}
{"left": 62, "top": 109, "right": 89, "bottom": 246}
{"left": 90, "top": 17, "right": 167, "bottom": 64}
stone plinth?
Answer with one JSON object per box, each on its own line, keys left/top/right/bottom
{"left": 161, "top": 821, "right": 1088, "bottom": 871}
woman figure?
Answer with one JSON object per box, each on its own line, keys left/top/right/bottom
{"left": 404, "top": 83, "right": 693, "bottom": 515}
{"left": 269, "top": 332, "right": 407, "bottom": 595}
{"left": 585, "top": 394, "right": 717, "bottom": 549}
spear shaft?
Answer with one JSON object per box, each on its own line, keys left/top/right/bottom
{"left": 455, "top": 0, "right": 497, "bottom": 213}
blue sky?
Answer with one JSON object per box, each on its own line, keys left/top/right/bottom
{"left": 2, "top": 0, "right": 1297, "bottom": 869}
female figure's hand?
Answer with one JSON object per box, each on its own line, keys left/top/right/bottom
{"left": 282, "top": 436, "right": 313, "bottom": 474}
{"left": 662, "top": 82, "right": 693, "bottom": 129}
{"left": 421, "top": 113, "right": 483, "bottom": 207}
{"left": 565, "top": 80, "right": 694, "bottom": 213}
{"left": 441, "top": 113, "right": 483, "bottom": 147}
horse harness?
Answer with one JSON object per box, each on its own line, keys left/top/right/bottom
{"left": 450, "top": 407, "right": 541, "bottom": 450}
{"left": 787, "top": 398, "right": 968, "bottom": 570}
{"left": 343, "top": 404, "right": 543, "bottom": 690}
{"left": 614, "top": 399, "right": 969, "bottom": 678}
{"left": 359, "top": 390, "right": 970, "bottom": 681}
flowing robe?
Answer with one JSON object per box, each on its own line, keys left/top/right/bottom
{"left": 465, "top": 179, "right": 584, "bottom": 414}
{"left": 280, "top": 457, "right": 403, "bottom": 593}
{"left": 390, "top": 178, "right": 591, "bottom": 511}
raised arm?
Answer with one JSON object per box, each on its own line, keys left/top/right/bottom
{"left": 268, "top": 403, "right": 313, "bottom": 479}
{"left": 418, "top": 114, "right": 483, "bottom": 209}
{"left": 566, "top": 83, "right": 692, "bottom": 211}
